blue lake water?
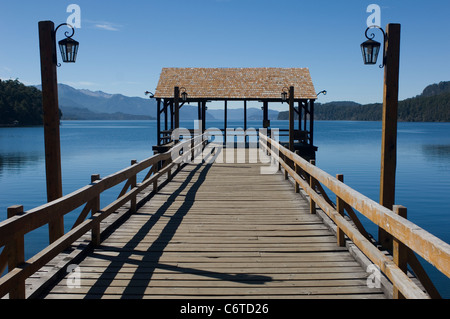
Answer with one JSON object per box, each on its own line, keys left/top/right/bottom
{"left": 0, "top": 120, "right": 449, "bottom": 298}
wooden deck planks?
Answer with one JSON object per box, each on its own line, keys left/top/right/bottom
{"left": 42, "top": 154, "right": 386, "bottom": 299}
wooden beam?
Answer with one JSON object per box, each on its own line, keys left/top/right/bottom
{"left": 224, "top": 100, "right": 227, "bottom": 144}
{"left": 309, "top": 99, "right": 315, "bottom": 146}
{"left": 379, "top": 23, "right": 401, "bottom": 249}
{"left": 164, "top": 100, "right": 168, "bottom": 131}
{"left": 336, "top": 174, "right": 345, "bottom": 247}
{"left": 157, "top": 99, "right": 161, "bottom": 146}
{"left": 309, "top": 159, "right": 316, "bottom": 215}
{"left": 90, "top": 174, "right": 101, "bottom": 246}
{"left": 289, "top": 86, "right": 295, "bottom": 151}
{"left": 174, "top": 87, "right": 180, "bottom": 130}
{"left": 7, "top": 205, "right": 25, "bottom": 299}
{"left": 170, "top": 100, "right": 174, "bottom": 130}
{"left": 38, "top": 20, "right": 64, "bottom": 244}
{"left": 244, "top": 100, "right": 247, "bottom": 132}
{"left": 393, "top": 205, "right": 407, "bottom": 299}
{"left": 202, "top": 101, "right": 206, "bottom": 133}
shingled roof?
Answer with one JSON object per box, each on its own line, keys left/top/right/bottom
{"left": 154, "top": 68, "right": 317, "bottom": 100}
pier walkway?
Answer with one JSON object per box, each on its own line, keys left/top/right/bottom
{"left": 43, "top": 153, "right": 383, "bottom": 299}
{"left": 1, "top": 134, "right": 449, "bottom": 299}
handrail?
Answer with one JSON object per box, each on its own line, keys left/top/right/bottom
{"left": 0, "top": 133, "right": 207, "bottom": 298}
{"left": 260, "top": 132, "right": 450, "bottom": 299}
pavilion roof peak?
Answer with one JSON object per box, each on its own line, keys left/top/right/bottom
{"left": 154, "top": 67, "right": 317, "bottom": 100}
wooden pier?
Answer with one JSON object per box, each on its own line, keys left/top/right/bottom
{"left": 41, "top": 151, "right": 384, "bottom": 299}
{"left": 1, "top": 68, "right": 449, "bottom": 300}
{"left": 1, "top": 134, "right": 449, "bottom": 299}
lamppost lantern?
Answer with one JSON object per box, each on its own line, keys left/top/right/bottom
{"left": 180, "top": 87, "right": 188, "bottom": 102}
{"left": 58, "top": 37, "right": 79, "bottom": 63}
{"left": 55, "top": 23, "right": 79, "bottom": 64}
{"left": 361, "top": 26, "right": 386, "bottom": 68}
{"left": 281, "top": 87, "right": 289, "bottom": 103}
{"left": 361, "top": 38, "right": 381, "bottom": 65}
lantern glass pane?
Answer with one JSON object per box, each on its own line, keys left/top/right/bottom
{"left": 361, "top": 39, "right": 381, "bottom": 65}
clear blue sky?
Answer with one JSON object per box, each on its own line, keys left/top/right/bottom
{"left": 1, "top": 0, "right": 449, "bottom": 108}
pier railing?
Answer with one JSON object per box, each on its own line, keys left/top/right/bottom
{"left": 0, "top": 134, "right": 206, "bottom": 299}
{"left": 260, "top": 132, "right": 450, "bottom": 299}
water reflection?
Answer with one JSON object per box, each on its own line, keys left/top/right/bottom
{"left": 0, "top": 152, "right": 43, "bottom": 175}
{"left": 422, "top": 144, "right": 450, "bottom": 164}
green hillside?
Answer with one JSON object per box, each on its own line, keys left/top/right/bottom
{"left": 0, "top": 79, "right": 44, "bottom": 126}
{"left": 278, "top": 81, "right": 450, "bottom": 122}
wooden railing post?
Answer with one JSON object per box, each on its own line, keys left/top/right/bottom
{"left": 294, "top": 163, "right": 300, "bottom": 193}
{"left": 7, "top": 205, "right": 25, "bottom": 299}
{"left": 191, "top": 137, "right": 195, "bottom": 162}
{"left": 153, "top": 163, "right": 159, "bottom": 192}
{"left": 91, "top": 174, "right": 101, "bottom": 246}
{"left": 130, "top": 160, "right": 137, "bottom": 213}
{"left": 393, "top": 205, "right": 408, "bottom": 299}
{"left": 336, "top": 174, "right": 345, "bottom": 247}
{"left": 309, "top": 159, "right": 316, "bottom": 214}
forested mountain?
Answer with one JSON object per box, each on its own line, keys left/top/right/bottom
{"left": 278, "top": 81, "right": 450, "bottom": 122}
{"left": 0, "top": 79, "right": 44, "bottom": 126}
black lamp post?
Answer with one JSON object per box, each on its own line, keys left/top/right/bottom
{"left": 38, "top": 21, "right": 79, "bottom": 243}
{"left": 361, "top": 24, "right": 401, "bottom": 250}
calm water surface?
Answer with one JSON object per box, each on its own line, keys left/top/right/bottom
{"left": 0, "top": 120, "right": 449, "bottom": 297}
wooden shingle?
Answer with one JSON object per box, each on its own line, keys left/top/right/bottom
{"left": 154, "top": 68, "right": 316, "bottom": 100}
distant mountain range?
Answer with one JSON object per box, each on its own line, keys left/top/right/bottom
{"left": 35, "top": 83, "right": 280, "bottom": 121}
{"left": 2, "top": 80, "right": 447, "bottom": 126}
{"left": 277, "top": 81, "right": 450, "bottom": 122}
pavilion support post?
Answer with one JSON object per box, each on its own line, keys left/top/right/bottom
{"left": 289, "top": 86, "right": 295, "bottom": 151}
{"left": 174, "top": 87, "right": 180, "bottom": 131}
{"left": 156, "top": 98, "right": 161, "bottom": 146}
{"left": 263, "top": 101, "right": 269, "bottom": 128}
{"left": 201, "top": 101, "right": 206, "bottom": 133}
{"left": 244, "top": 100, "right": 247, "bottom": 132}
{"left": 39, "top": 20, "right": 64, "bottom": 244}
{"left": 164, "top": 100, "right": 168, "bottom": 131}
{"left": 303, "top": 105, "right": 307, "bottom": 133}
{"left": 170, "top": 100, "right": 174, "bottom": 130}
{"left": 298, "top": 101, "right": 302, "bottom": 132}
{"left": 224, "top": 100, "right": 227, "bottom": 145}
{"left": 310, "top": 99, "right": 315, "bottom": 146}
{"left": 379, "top": 23, "right": 401, "bottom": 250}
